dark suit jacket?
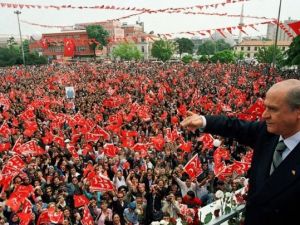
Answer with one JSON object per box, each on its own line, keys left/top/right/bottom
{"left": 205, "top": 115, "right": 300, "bottom": 225}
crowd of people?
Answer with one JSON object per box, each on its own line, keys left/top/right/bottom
{"left": 0, "top": 61, "right": 298, "bottom": 225}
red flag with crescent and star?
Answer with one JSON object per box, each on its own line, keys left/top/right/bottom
{"left": 64, "top": 38, "right": 75, "bottom": 57}
{"left": 184, "top": 153, "right": 203, "bottom": 180}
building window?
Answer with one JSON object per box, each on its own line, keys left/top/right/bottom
{"left": 282, "top": 47, "right": 285, "bottom": 50}
{"left": 241, "top": 47, "right": 244, "bottom": 51}
{"left": 247, "top": 53, "right": 250, "bottom": 57}
{"left": 247, "top": 47, "right": 251, "bottom": 51}
{"left": 141, "top": 46, "right": 145, "bottom": 53}
{"left": 254, "top": 47, "right": 257, "bottom": 51}
{"left": 76, "top": 46, "right": 86, "bottom": 52}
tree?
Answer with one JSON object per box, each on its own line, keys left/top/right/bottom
{"left": 197, "top": 40, "right": 216, "bottom": 56}
{"left": 175, "top": 38, "right": 194, "bottom": 57}
{"left": 285, "top": 36, "right": 300, "bottom": 66}
{"left": 210, "top": 50, "right": 236, "bottom": 63}
{"left": 7, "top": 36, "right": 17, "bottom": 48}
{"left": 181, "top": 54, "right": 193, "bottom": 64}
{"left": 112, "top": 42, "right": 142, "bottom": 60}
{"left": 216, "top": 39, "right": 231, "bottom": 52}
{"left": 151, "top": 39, "right": 177, "bottom": 62}
{"left": 0, "top": 47, "right": 21, "bottom": 67}
{"left": 86, "top": 25, "right": 110, "bottom": 57}
{"left": 255, "top": 45, "right": 284, "bottom": 66}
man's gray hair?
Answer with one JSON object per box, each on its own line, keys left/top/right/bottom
{"left": 287, "top": 86, "right": 300, "bottom": 110}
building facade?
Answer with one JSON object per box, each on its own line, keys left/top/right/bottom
{"left": 266, "top": 19, "right": 296, "bottom": 41}
{"left": 234, "top": 40, "right": 291, "bottom": 58}
{"left": 29, "top": 20, "right": 154, "bottom": 60}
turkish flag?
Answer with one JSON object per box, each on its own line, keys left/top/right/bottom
{"left": 48, "top": 207, "right": 64, "bottom": 224}
{"left": 13, "top": 140, "right": 45, "bottom": 156}
{"left": 64, "top": 38, "right": 75, "bottom": 57}
{"left": 242, "top": 150, "right": 253, "bottom": 164}
{"left": 85, "top": 133, "right": 101, "bottom": 143}
{"left": 231, "top": 161, "right": 251, "bottom": 175}
{"left": 17, "top": 212, "right": 32, "bottom": 225}
{"left": 179, "top": 141, "right": 192, "bottom": 153}
{"left": 81, "top": 206, "right": 94, "bottom": 225}
{"left": 0, "top": 121, "right": 11, "bottom": 138}
{"left": 103, "top": 143, "right": 119, "bottom": 158}
{"left": 93, "top": 126, "right": 110, "bottom": 140}
{"left": 37, "top": 210, "right": 50, "bottom": 225}
{"left": 2, "top": 155, "right": 25, "bottom": 174}
{"left": 198, "top": 133, "right": 214, "bottom": 150}
{"left": 246, "top": 98, "right": 265, "bottom": 118}
{"left": 0, "top": 142, "right": 11, "bottom": 152}
{"left": 74, "top": 195, "right": 90, "bottom": 208}
{"left": 288, "top": 20, "right": 300, "bottom": 35}
{"left": 19, "top": 108, "right": 35, "bottom": 121}
{"left": 150, "top": 134, "right": 165, "bottom": 151}
{"left": 89, "top": 175, "right": 115, "bottom": 192}
{"left": 67, "top": 144, "right": 79, "bottom": 159}
{"left": 40, "top": 37, "right": 48, "bottom": 49}
{"left": 184, "top": 153, "right": 203, "bottom": 180}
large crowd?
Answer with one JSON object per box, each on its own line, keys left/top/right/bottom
{"left": 0, "top": 61, "right": 299, "bottom": 225}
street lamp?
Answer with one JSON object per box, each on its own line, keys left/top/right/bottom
{"left": 272, "top": 0, "right": 282, "bottom": 68}
{"left": 14, "top": 10, "right": 26, "bottom": 66}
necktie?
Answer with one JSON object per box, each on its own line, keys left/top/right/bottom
{"left": 270, "top": 140, "right": 287, "bottom": 174}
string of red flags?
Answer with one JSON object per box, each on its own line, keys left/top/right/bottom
{"left": 276, "top": 21, "right": 296, "bottom": 38}
{"left": 0, "top": 0, "right": 249, "bottom": 13}
{"left": 157, "top": 20, "right": 277, "bottom": 38}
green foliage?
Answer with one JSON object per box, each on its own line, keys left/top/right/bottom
{"left": 181, "top": 54, "right": 193, "bottom": 64}
{"left": 151, "top": 39, "right": 177, "bottom": 62}
{"left": 198, "top": 55, "right": 209, "bottom": 63}
{"left": 235, "top": 51, "right": 245, "bottom": 60}
{"left": 86, "top": 25, "right": 110, "bottom": 56}
{"left": 23, "top": 39, "right": 30, "bottom": 56}
{"left": 197, "top": 40, "right": 215, "bottom": 55}
{"left": 211, "top": 50, "right": 236, "bottom": 63}
{"left": 26, "top": 52, "right": 47, "bottom": 65}
{"left": 216, "top": 39, "right": 232, "bottom": 52}
{"left": 255, "top": 45, "right": 284, "bottom": 66}
{"left": 0, "top": 47, "right": 21, "bottom": 67}
{"left": 0, "top": 44, "right": 47, "bottom": 67}
{"left": 285, "top": 36, "right": 300, "bottom": 66}
{"left": 175, "top": 38, "right": 194, "bottom": 56}
{"left": 7, "top": 36, "right": 17, "bottom": 48}
{"left": 197, "top": 39, "right": 231, "bottom": 56}
{"left": 204, "top": 212, "right": 213, "bottom": 224}
{"left": 112, "top": 42, "right": 142, "bottom": 60}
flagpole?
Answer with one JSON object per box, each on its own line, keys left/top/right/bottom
{"left": 14, "top": 10, "right": 26, "bottom": 66}
{"left": 272, "top": 0, "right": 282, "bottom": 69}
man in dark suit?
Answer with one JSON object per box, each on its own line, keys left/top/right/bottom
{"left": 181, "top": 79, "right": 300, "bottom": 225}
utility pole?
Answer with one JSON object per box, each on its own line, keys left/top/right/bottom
{"left": 238, "top": 3, "right": 245, "bottom": 44}
{"left": 272, "top": 0, "right": 282, "bottom": 69}
{"left": 14, "top": 10, "right": 26, "bottom": 66}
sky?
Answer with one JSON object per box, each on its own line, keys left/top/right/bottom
{"left": 0, "top": 0, "right": 299, "bottom": 39}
